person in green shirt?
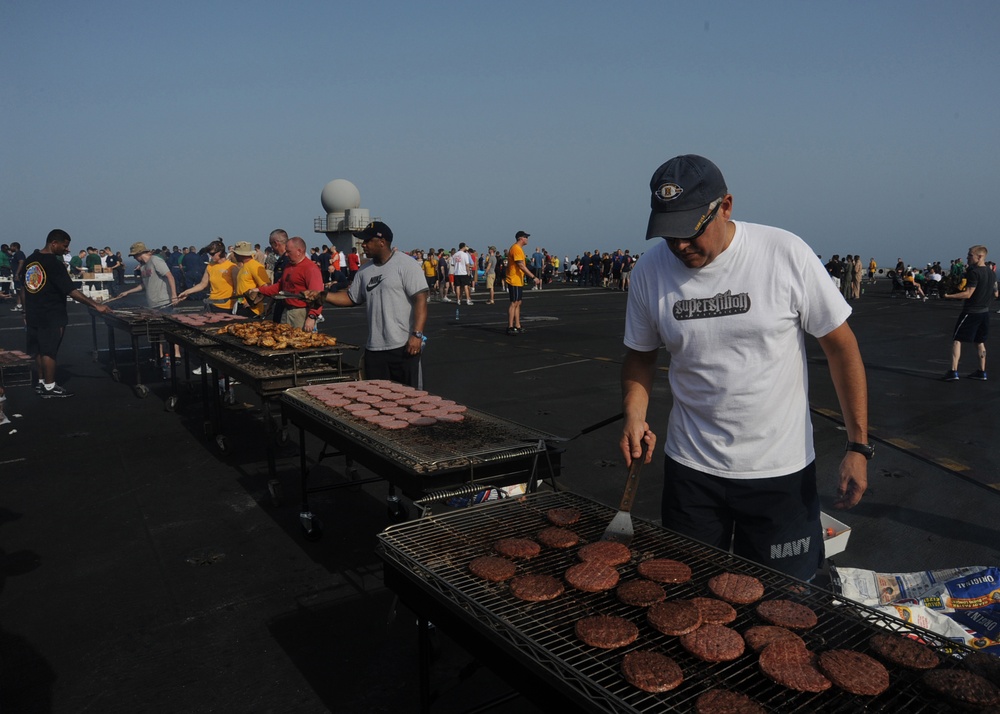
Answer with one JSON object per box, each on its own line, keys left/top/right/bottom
{"left": 85, "top": 247, "right": 102, "bottom": 271}
{"left": 69, "top": 250, "right": 86, "bottom": 276}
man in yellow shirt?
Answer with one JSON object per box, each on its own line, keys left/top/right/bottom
{"left": 233, "top": 241, "right": 270, "bottom": 316}
{"left": 505, "top": 230, "right": 541, "bottom": 335}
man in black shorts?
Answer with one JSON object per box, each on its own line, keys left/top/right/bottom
{"left": 943, "top": 245, "right": 997, "bottom": 381}
{"left": 18, "top": 229, "right": 113, "bottom": 397}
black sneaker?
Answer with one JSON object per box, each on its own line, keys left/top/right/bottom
{"left": 34, "top": 382, "right": 45, "bottom": 394}
{"left": 506, "top": 327, "right": 518, "bottom": 336}
{"left": 40, "top": 384, "right": 74, "bottom": 398}
{"left": 968, "top": 370, "right": 988, "bottom": 381}
{"left": 943, "top": 370, "right": 960, "bottom": 382}
{"left": 514, "top": 326, "right": 525, "bottom": 334}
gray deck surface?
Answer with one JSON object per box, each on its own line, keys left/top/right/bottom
{"left": 1, "top": 277, "right": 997, "bottom": 712}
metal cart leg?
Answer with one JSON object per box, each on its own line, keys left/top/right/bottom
{"left": 131, "top": 335, "right": 149, "bottom": 398}
{"left": 107, "top": 325, "right": 119, "bottom": 381}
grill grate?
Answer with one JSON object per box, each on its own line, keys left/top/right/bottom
{"left": 377, "top": 491, "right": 976, "bottom": 713}
{"left": 281, "top": 387, "right": 559, "bottom": 474}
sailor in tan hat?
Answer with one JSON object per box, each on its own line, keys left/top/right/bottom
{"left": 232, "top": 241, "right": 270, "bottom": 316}
{"left": 119, "top": 241, "right": 177, "bottom": 309}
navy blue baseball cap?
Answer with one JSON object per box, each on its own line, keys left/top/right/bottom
{"left": 645, "top": 155, "right": 728, "bottom": 240}
{"left": 355, "top": 221, "right": 393, "bottom": 243}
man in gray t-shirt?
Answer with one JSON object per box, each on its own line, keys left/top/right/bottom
{"left": 119, "top": 241, "right": 176, "bottom": 309}
{"left": 307, "top": 222, "right": 428, "bottom": 387}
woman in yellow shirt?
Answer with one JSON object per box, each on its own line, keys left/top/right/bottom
{"left": 232, "top": 241, "right": 270, "bottom": 316}
{"left": 177, "top": 240, "right": 237, "bottom": 312}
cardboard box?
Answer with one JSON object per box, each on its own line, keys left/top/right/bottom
{"left": 821, "top": 511, "right": 851, "bottom": 558}
{"left": 82, "top": 272, "right": 95, "bottom": 279}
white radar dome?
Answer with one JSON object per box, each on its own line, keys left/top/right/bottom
{"left": 321, "top": 179, "right": 361, "bottom": 213}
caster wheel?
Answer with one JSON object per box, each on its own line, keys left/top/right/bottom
{"left": 165, "top": 395, "right": 178, "bottom": 411}
{"left": 267, "top": 479, "right": 282, "bottom": 507}
{"left": 275, "top": 428, "right": 289, "bottom": 446}
{"left": 215, "top": 434, "right": 227, "bottom": 453}
{"left": 111, "top": 368, "right": 121, "bottom": 382}
{"left": 301, "top": 515, "right": 323, "bottom": 541}
{"left": 134, "top": 384, "right": 150, "bottom": 399}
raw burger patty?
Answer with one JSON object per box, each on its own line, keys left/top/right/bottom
{"left": 743, "top": 625, "right": 805, "bottom": 653}
{"left": 708, "top": 572, "right": 765, "bottom": 604}
{"left": 922, "top": 669, "right": 1000, "bottom": 708}
{"left": 637, "top": 558, "right": 692, "bottom": 583}
{"left": 577, "top": 540, "right": 631, "bottom": 566}
{"left": 546, "top": 507, "right": 581, "bottom": 526}
{"left": 509, "top": 574, "right": 563, "bottom": 602}
{"left": 868, "top": 632, "right": 940, "bottom": 670}
{"left": 647, "top": 599, "right": 702, "bottom": 636}
{"left": 574, "top": 615, "right": 639, "bottom": 649}
{"left": 691, "top": 597, "right": 737, "bottom": 625}
{"left": 616, "top": 579, "right": 667, "bottom": 607}
{"left": 756, "top": 599, "right": 818, "bottom": 630}
{"left": 679, "top": 623, "right": 745, "bottom": 662}
{"left": 621, "top": 651, "right": 683, "bottom": 693}
{"left": 536, "top": 526, "right": 579, "bottom": 549}
{"left": 817, "top": 649, "right": 890, "bottom": 696}
{"left": 494, "top": 537, "right": 541, "bottom": 560}
{"left": 565, "top": 562, "right": 620, "bottom": 592}
{"left": 468, "top": 556, "right": 516, "bottom": 582}
{"left": 758, "top": 640, "right": 831, "bottom": 693}
{"left": 694, "top": 689, "right": 766, "bottom": 714}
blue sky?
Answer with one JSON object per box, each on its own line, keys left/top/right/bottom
{"left": 3, "top": 1, "right": 998, "bottom": 268}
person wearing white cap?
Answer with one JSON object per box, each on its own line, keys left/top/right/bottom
{"left": 620, "top": 154, "right": 870, "bottom": 583}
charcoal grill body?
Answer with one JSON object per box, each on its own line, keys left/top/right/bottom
{"left": 377, "top": 491, "right": 975, "bottom": 714}
{"left": 279, "top": 388, "right": 563, "bottom": 534}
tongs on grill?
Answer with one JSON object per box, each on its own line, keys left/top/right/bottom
{"left": 601, "top": 441, "right": 647, "bottom": 546}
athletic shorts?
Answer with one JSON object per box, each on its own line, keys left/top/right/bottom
{"left": 364, "top": 346, "right": 421, "bottom": 388}
{"left": 26, "top": 326, "right": 65, "bottom": 359}
{"left": 454, "top": 274, "right": 471, "bottom": 288}
{"left": 425, "top": 276, "right": 436, "bottom": 290}
{"left": 953, "top": 312, "right": 989, "bottom": 344}
{"left": 661, "top": 457, "right": 823, "bottom": 581}
{"left": 507, "top": 285, "right": 523, "bottom": 303}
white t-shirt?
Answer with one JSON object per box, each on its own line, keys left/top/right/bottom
{"left": 347, "top": 250, "right": 428, "bottom": 351}
{"left": 451, "top": 250, "right": 473, "bottom": 276}
{"left": 624, "top": 221, "right": 851, "bottom": 479}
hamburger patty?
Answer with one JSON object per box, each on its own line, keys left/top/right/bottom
{"left": 621, "top": 651, "right": 683, "bottom": 693}
{"left": 758, "top": 640, "right": 831, "bottom": 693}
{"left": 868, "top": 632, "right": 940, "bottom": 670}
{"left": 616, "top": 579, "right": 667, "bottom": 607}
{"left": 468, "top": 555, "right": 516, "bottom": 582}
{"left": 694, "top": 689, "right": 766, "bottom": 714}
{"left": 922, "top": 669, "right": 1000, "bottom": 708}
{"left": 546, "top": 507, "right": 581, "bottom": 526}
{"left": 691, "top": 597, "right": 737, "bottom": 625}
{"left": 494, "top": 537, "right": 541, "bottom": 560}
{"left": 647, "top": 599, "right": 702, "bottom": 636}
{"left": 509, "top": 574, "right": 564, "bottom": 602}
{"left": 679, "top": 623, "right": 745, "bottom": 662}
{"left": 742, "top": 625, "right": 805, "bottom": 653}
{"left": 577, "top": 540, "right": 632, "bottom": 566}
{"left": 637, "top": 558, "right": 692, "bottom": 584}
{"left": 574, "top": 615, "right": 639, "bottom": 649}
{"left": 756, "top": 599, "right": 818, "bottom": 630}
{"left": 565, "top": 561, "right": 620, "bottom": 593}
{"left": 536, "top": 526, "right": 580, "bottom": 549}
{"left": 708, "top": 572, "right": 765, "bottom": 604}
{"left": 818, "top": 649, "right": 890, "bottom": 696}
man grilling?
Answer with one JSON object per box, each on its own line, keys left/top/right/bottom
{"left": 304, "top": 221, "right": 428, "bottom": 387}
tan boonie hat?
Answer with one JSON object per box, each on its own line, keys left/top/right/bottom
{"left": 233, "top": 241, "right": 254, "bottom": 256}
{"left": 129, "top": 241, "right": 149, "bottom": 256}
